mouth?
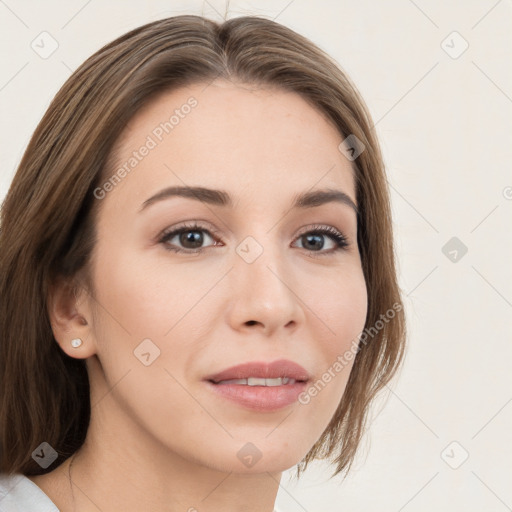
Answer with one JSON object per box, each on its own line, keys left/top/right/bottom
{"left": 204, "top": 359, "right": 310, "bottom": 412}
{"left": 205, "top": 358, "right": 310, "bottom": 383}
{"left": 211, "top": 377, "right": 302, "bottom": 386}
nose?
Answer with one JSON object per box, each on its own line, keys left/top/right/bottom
{"left": 225, "top": 237, "right": 305, "bottom": 337}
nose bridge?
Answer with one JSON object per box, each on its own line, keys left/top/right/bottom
{"left": 236, "top": 228, "right": 285, "bottom": 288}
{"left": 228, "top": 229, "right": 302, "bottom": 333}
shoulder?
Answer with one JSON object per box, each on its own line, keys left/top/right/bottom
{"left": 0, "top": 473, "right": 59, "bottom": 511}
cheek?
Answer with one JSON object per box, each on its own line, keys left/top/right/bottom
{"left": 89, "top": 241, "right": 229, "bottom": 395}
{"left": 303, "top": 264, "right": 367, "bottom": 403}
{"left": 316, "top": 263, "right": 368, "bottom": 351}
{"left": 91, "top": 241, "right": 223, "bottom": 340}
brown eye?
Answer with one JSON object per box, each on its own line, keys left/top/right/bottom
{"left": 159, "top": 223, "right": 218, "bottom": 253}
{"left": 293, "top": 226, "right": 349, "bottom": 255}
{"left": 300, "top": 233, "right": 326, "bottom": 251}
{"left": 177, "top": 230, "right": 205, "bottom": 249}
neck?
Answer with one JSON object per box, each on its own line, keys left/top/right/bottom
{"left": 67, "top": 430, "right": 281, "bottom": 511}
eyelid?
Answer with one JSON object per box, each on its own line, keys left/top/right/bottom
{"left": 295, "top": 223, "right": 347, "bottom": 239}
{"left": 156, "top": 221, "right": 223, "bottom": 242}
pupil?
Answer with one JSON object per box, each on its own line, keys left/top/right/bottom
{"left": 181, "top": 230, "right": 203, "bottom": 248}
{"left": 304, "top": 234, "right": 323, "bottom": 250}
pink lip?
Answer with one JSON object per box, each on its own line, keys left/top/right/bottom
{"left": 205, "top": 359, "right": 310, "bottom": 383}
{"left": 204, "top": 359, "right": 310, "bottom": 412}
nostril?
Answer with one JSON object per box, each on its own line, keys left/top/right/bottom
{"left": 246, "top": 320, "right": 258, "bottom": 326}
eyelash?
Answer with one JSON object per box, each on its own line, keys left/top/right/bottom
{"left": 157, "top": 222, "right": 350, "bottom": 257}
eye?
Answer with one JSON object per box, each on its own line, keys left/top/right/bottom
{"left": 157, "top": 222, "right": 350, "bottom": 255}
{"left": 293, "top": 225, "right": 349, "bottom": 256}
{"left": 158, "top": 223, "right": 221, "bottom": 253}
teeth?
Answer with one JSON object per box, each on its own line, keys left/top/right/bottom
{"left": 248, "top": 377, "right": 269, "bottom": 386}
{"left": 216, "top": 377, "right": 296, "bottom": 386}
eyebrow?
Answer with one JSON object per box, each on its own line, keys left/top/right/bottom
{"left": 140, "top": 186, "right": 358, "bottom": 215}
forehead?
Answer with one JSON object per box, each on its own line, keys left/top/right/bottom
{"left": 106, "top": 79, "right": 357, "bottom": 210}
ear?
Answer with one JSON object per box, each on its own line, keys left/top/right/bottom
{"left": 48, "top": 277, "right": 97, "bottom": 359}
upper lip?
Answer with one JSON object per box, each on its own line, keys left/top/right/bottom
{"left": 205, "top": 359, "right": 310, "bottom": 383}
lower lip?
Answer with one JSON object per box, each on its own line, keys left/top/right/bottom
{"left": 204, "top": 380, "right": 308, "bottom": 412}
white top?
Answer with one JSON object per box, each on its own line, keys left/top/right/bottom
{"left": 0, "top": 473, "right": 58, "bottom": 511}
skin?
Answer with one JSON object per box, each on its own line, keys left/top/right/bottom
{"left": 29, "top": 79, "right": 368, "bottom": 511}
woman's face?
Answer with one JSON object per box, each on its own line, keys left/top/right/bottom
{"left": 81, "top": 79, "right": 367, "bottom": 473}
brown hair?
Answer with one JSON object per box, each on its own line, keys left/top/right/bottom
{"left": 0, "top": 14, "right": 405, "bottom": 479}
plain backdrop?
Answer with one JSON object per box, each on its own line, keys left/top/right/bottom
{"left": 1, "top": 1, "right": 511, "bottom": 510}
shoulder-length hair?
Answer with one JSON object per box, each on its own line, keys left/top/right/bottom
{"left": 0, "top": 14, "right": 406, "bottom": 479}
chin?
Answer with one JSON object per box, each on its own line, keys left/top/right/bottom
{"left": 208, "top": 437, "right": 313, "bottom": 475}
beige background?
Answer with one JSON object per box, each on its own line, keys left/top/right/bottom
{"left": 1, "top": 1, "right": 511, "bottom": 510}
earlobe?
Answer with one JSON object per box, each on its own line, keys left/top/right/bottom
{"left": 48, "top": 277, "right": 96, "bottom": 359}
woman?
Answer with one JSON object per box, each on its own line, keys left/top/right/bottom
{"left": 0, "top": 14, "right": 405, "bottom": 511}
